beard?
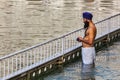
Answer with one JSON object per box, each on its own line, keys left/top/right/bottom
{"left": 84, "top": 21, "right": 89, "bottom": 28}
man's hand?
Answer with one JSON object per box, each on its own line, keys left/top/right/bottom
{"left": 76, "top": 37, "right": 83, "bottom": 42}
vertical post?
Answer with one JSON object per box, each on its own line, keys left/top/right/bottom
{"left": 3, "top": 60, "right": 6, "bottom": 77}
{"left": 11, "top": 57, "right": 14, "bottom": 73}
{"left": 62, "top": 37, "right": 64, "bottom": 55}
{"left": 0, "top": 60, "right": 2, "bottom": 78}
{"left": 39, "top": 47, "right": 41, "bottom": 62}
{"left": 20, "top": 54, "right": 22, "bottom": 69}
{"left": 43, "top": 46, "right": 45, "bottom": 62}
{"left": 55, "top": 40, "right": 58, "bottom": 56}
{"left": 26, "top": 51, "right": 29, "bottom": 66}
{"left": 49, "top": 42, "right": 52, "bottom": 59}
{"left": 41, "top": 46, "right": 43, "bottom": 61}
{"left": 46, "top": 44, "right": 48, "bottom": 61}
{"left": 34, "top": 49, "right": 36, "bottom": 64}
{"left": 71, "top": 34, "right": 72, "bottom": 48}
{"left": 30, "top": 50, "right": 32, "bottom": 65}
{"left": 23, "top": 53, "right": 25, "bottom": 68}
{"left": 74, "top": 32, "right": 76, "bottom": 47}
{"left": 8, "top": 58, "right": 10, "bottom": 76}
{"left": 47, "top": 44, "right": 49, "bottom": 60}
{"left": 0, "top": 60, "right": 1, "bottom": 77}
{"left": 64, "top": 37, "right": 66, "bottom": 51}
{"left": 36, "top": 48, "right": 38, "bottom": 62}
{"left": 68, "top": 36, "right": 70, "bottom": 49}
{"left": 16, "top": 55, "right": 18, "bottom": 72}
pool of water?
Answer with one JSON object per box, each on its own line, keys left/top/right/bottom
{"left": 0, "top": 0, "right": 120, "bottom": 56}
{"left": 38, "top": 41, "right": 120, "bottom": 80}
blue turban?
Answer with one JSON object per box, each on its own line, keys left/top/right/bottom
{"left": 83, "top": 12, "right": 93, "bottom": 20}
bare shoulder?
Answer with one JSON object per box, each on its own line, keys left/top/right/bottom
{"left": 91, "top": 24, "right": 96, "bottom": 30}
{"left": 88, "top": 24, "right": 97, "bottom": 33}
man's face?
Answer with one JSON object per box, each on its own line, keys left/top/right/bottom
{"left": 83, "top": 18, "right": 87, "bottom": 23}
{"left": 83, "top": 18, "right": 89, "bottom": 28}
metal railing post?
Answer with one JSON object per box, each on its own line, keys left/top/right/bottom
{"left": 62, "top": 37, "right": 64, "bottom": 55}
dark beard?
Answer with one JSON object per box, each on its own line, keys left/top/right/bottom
{"left": 84, "top": 21, "right": 89, "bottom": 28}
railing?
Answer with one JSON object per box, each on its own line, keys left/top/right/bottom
{"left": 0, "top": 13, "right": 120, "bottom": 80}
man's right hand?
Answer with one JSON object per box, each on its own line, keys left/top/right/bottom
{"left": 76, "top": 37, "right": 80, "bottom": 42}
{"left": 76, "top": 37, "right": 83, "bottom": 42}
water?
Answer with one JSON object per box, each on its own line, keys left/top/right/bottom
{"left": 0, "top": 0, "right": 120, "bottom": 56}
{"left": 40, "top": 41, "right": 120, "bottom": 80}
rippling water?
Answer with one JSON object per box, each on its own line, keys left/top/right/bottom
{"left": 0, "top": 0, "right": 120, "bottom": 56}
{"left": 42, "top": 41, "right": 120, "bottom": 80}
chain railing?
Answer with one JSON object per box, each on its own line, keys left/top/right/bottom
{"left": 0, "top": 13, "right": 120, "bottom": 80}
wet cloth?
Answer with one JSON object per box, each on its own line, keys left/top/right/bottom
{"left": 82, "top": 47, "right": 96, "bottom": 64}
{"left": 81, "top": 64, "right": 95, "bottom": 79}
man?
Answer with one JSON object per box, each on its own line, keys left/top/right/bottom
{"left": 77, "top": 12, "right": 97, "bottom": 65}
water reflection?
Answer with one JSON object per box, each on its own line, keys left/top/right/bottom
{"left": 64, "top": 1, "right": 76, "bottom": 7}
{"left": 84, "top": 0, "right": 95, "bottom": 2}
{"left": 100, "top": 0, "right": 114, "bottom": 8}
{"left": 81, "top": 64, "right": 95, "bottom": 80}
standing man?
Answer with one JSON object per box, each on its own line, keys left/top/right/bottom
{"left": 77, "top": 12, "right": 97, "bottom": 65}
